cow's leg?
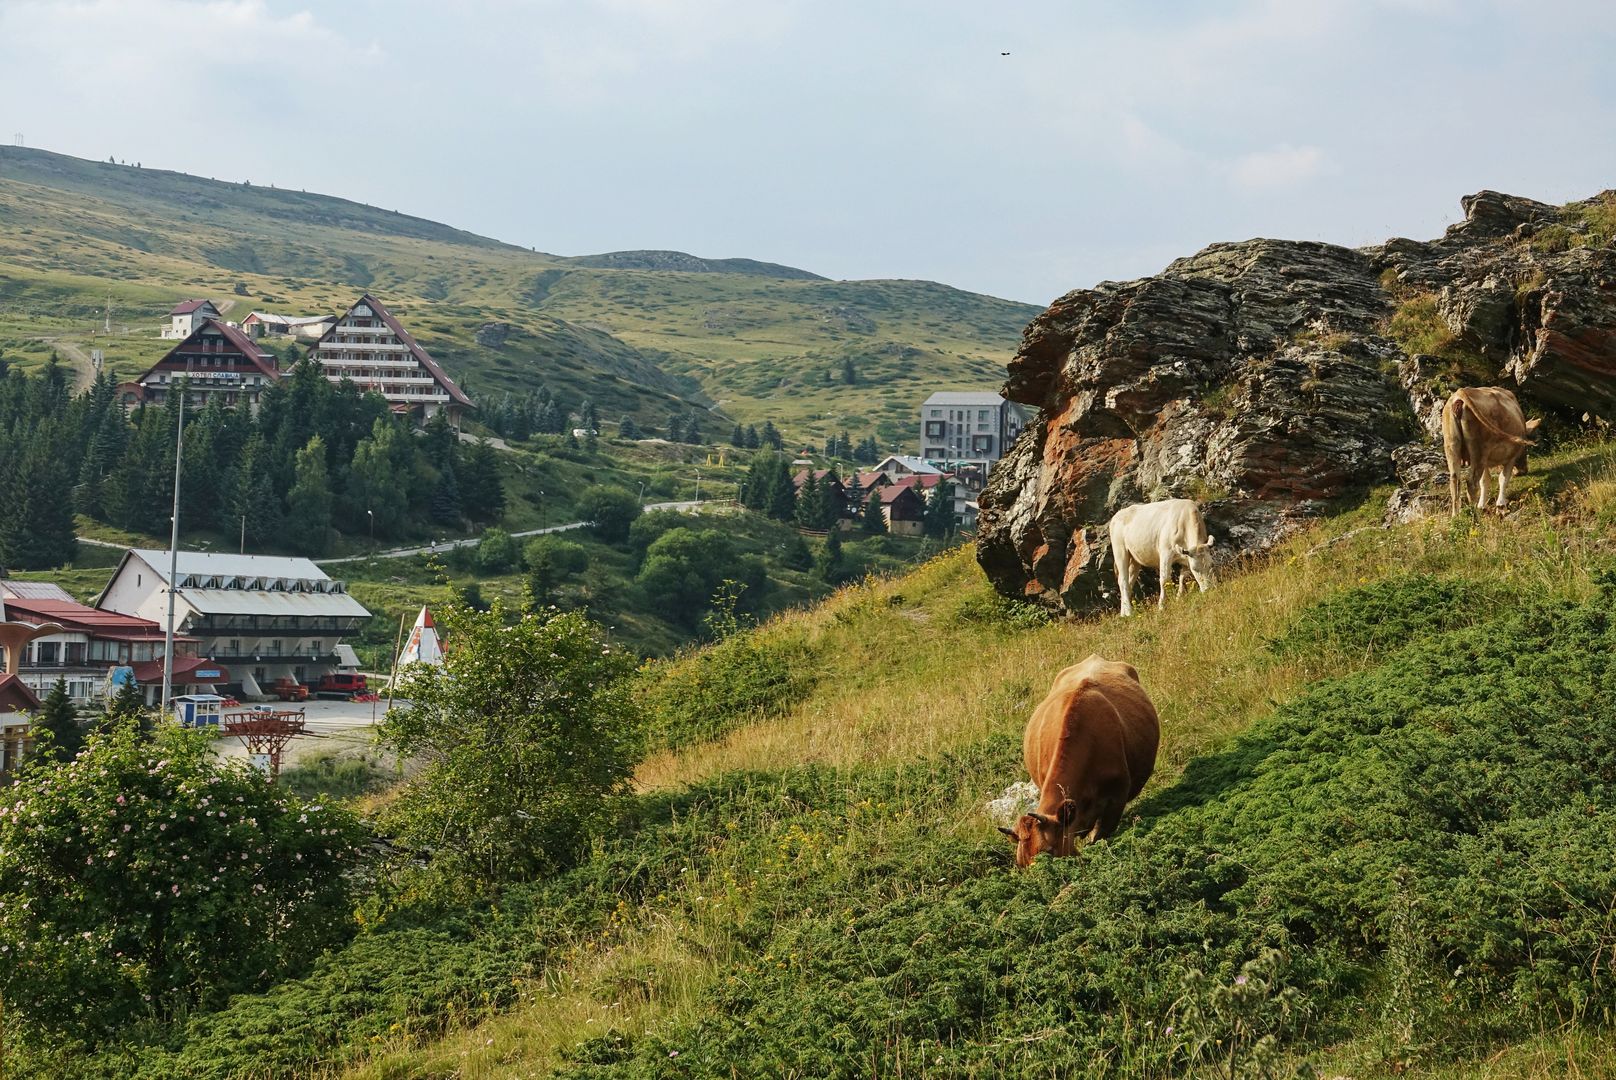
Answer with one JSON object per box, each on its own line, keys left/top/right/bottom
{"left": 1115, "top": 547, "right": 1134, "bottom": 617}
{"left": 1474, "top": 467, "right": 1489, "bottom": 511}
{"left": 1448, "top": 466, "right": 1463, "bottom": 517}
{"left": 1495, "top": 464, "right": 1513, "bottom": 510}
{"left": 1156, "top": 549, "right": 1173, "bottom": 609}
{"left": 1176, "top": 566, "right": 1187, "bottom": 598}
{"left": 1091, "top": 797, "right": 1126, "bottom": 843}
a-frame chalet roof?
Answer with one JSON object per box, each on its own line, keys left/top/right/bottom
{"left": 313, "top": 294, "right": 474, "bottom": 409}
{"left": 135, "top": 318, "right": 281, "bottom": 384}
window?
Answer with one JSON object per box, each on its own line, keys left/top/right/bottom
{"left": 929, "top": 408, "right": 941, "bottom": 418}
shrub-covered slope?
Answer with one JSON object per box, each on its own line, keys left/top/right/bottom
{"left": 28, "top": 442, "right": 1616, "bottom": 1079}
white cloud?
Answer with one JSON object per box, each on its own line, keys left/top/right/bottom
{"left": 1224, "top": 144, "right": 1331, "bottom": 192}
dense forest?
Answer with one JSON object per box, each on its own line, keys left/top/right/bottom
{"left": 0, "top": 356, "right": 504, "bottom": 568}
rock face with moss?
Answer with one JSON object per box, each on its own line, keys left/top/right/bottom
{"left": 978, "top": 189, "right": 1616, "bottom": 612}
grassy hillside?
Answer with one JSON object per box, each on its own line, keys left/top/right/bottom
{"left": 35, "top": 437, "right": 1616, "bottom": 1078}
{"left": 0, "top": 146, "right": 1036, "bottom": 442}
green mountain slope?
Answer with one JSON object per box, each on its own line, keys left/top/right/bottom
{"left": 0, "top": 146, "right": 1037, "bottom": 441}
{"left": 35, "top": 441, "right": 1616, "bottom": 1079}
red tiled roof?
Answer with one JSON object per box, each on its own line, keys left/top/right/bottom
{"left": 135, "top": 319, "right": 281, "bottom": 386}
{"left": 792, "top": 468, "right": 841, "bottom": 489}
{"left": 130, "top": 655, "right": 228, "bottom": 684}
{"left": 891, "top": 474, "right": 946, "bottom": 490}
{"left": 1, "top": 597, "right": 183, "bottom": 641}
{"left": 169, "top": 299, "right": 216, "bottom": 315}
{"left": 0, "top": 674, "right": 42, "bottom": 714}
{"left": 313, "top": 295, "right": 474, "bottom": 408}
{"left": 878, "top": 485, "right": 925, "bottom": 505}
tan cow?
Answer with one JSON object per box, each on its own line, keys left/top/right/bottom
{"left": 1442, "top": 387, "right": 1540, "bottom": 516}
{"left": 1107, "top": 498, "right": 1216, "bottom": 617}
{"left": 999, "top": 654, "right": 1160, "bottom": 867}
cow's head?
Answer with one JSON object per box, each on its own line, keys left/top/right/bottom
{"left": 997, "top": 799, "right": 1097, "bottom": 867}
{"left": 1182, "top": 535, "right": 1217, "bottom": 589}
{"left": 1516, "top": 418, "right": 1543, "bottom": 474}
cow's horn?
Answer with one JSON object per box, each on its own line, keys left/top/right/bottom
{"left": 996, "top": 826, "right": 1017, "bottom": 838}
{"left": 1029, "top": 812, "right": 1055, "bottom": 826}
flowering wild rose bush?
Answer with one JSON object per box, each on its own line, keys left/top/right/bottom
{"left": 0, "top": 721, "right": 364, "bottom": 1042}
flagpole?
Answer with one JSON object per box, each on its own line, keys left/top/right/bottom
{"left": 161, "top": 377, "right": 187, "bottom": 719}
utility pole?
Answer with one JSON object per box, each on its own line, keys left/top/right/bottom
{"left": 240, "top": 513, "right": 246, "bottom": 554}
{"left": 161, "top": 377, "right": 188, "bottom": 719}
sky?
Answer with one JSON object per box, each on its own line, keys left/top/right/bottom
{"left": 2, "top": 0, "right": 1614, "bottom": 304}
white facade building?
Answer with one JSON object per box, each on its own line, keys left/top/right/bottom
{"left": 306, "top": 294, "right": 473, "bottom": 425}
{"left": 161, "top": 299, "right": 222, "bottom": 339}
{"left": 96, "top": 550, "right": 371, "bottom": 696}
{"left": 919, "top": 391, "right": 1027, "bottom": 467}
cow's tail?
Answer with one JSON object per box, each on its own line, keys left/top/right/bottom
{"left": 1453, "top": 392, "right": 1536, "bottom": 448}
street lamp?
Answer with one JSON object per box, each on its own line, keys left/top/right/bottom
{"left": 367, "top": 508, "right": 375, "bottom": 552}
{"left": 538, "top": 490, "right": 545, "bottom": 531}
{"left": 637, "top": 480, "right": 647, "bottom": 507}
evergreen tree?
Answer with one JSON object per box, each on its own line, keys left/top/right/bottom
{"left": 286, "top": 435, "right": 333, "bottom": 556}
{"left": 760, "top": 420, "right": 783, "bottom": 450}
{"left": 743, "top": 424, "right": 761, "bottom": 449}
{"left": 0, "top": 428, "right": 79, "bottom": 569}
{"left": 730, "top": 423, "right": 746, "bottom": 447}
{"left": 765, "top": 458, "right": 797, "bottom": 522}
{"left": 31, "top": 680, "right": 83, "bottom": 762}
{"left": 430, "top": 459, "right": 463, "bottom": 527}
{"left": 841, "top": 357, "right": 857, "bottom": 385}
{"left": 421, "top": 411, "right": 457, "bottom": 469}
{"left": 682, "top": 413, "right": 702, "bottom": 444}
{"left": 459, "top": 439, "right": 506, "bottom": 523}
{"left": 666, "top": 411, "right": 685, "bottom": 443}
{"left": 815, "top": 528, "right": 843, "bottom": 582}
{"left": 923, "top": 478, "right": 957, "bottom": 539}
{"left": 862, "top": 488, "right": 887, "bottom": 534}
{"left": 620, "top": 416, "right": 641, "bottom": 440}
{"left": 579, "top": 399, "right": 601, "bottom": 432}
{"left": 346, "top": 418, "right": 407, "bottom": 538}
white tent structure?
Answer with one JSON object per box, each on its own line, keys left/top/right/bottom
{"left": 398, "top": 606, "right": 443, "bottom": 668}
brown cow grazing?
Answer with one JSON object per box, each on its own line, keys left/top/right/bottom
{"left": 1442, "top": 387, "right": 1540, "bottom": 516}
{"left": 999, "top": 655, "right": 1160, "bottom": 867}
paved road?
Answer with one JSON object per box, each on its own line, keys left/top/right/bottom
{"left": 315, "top": 500, "right": 701, "bottom": 564}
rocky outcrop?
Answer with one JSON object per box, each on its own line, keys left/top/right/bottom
{"left": 979, "top": 190, "right": 1616, "bottom": 613}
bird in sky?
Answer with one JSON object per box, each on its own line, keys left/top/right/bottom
{"left": 1000, "top": 51, "right": 1010, "bottom": 56}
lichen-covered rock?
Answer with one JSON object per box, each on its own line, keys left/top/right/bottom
{"left": 979, "top": 189, "right": 1616, "bottom": 613}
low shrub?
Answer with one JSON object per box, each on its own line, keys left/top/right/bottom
{"left": 638, "top": 626, "right": 818, "bottom": 751}
{"left": 1266, "top": 573, "right": 1500, "bottom": 659}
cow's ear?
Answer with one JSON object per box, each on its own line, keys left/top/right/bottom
{"left": 1525, "top": 418, "right": 1542, "bottom": 435}
{"left": 1056, "top": 799, "right": 1079, "bottom": 827}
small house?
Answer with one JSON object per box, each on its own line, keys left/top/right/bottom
{"left": 877, "top": 484, "right": 928, "bottom": 537}
{"left": 161, "top": 299, "right": 222, "bottom": 340}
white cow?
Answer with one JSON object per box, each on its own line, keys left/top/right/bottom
{"left": 1106, "top": 498, "right": 1216, "bottom": 617}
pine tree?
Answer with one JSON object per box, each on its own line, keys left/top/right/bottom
{"left": 460, "top": 439, "right": 506, "bottom": 523}
{"left": 286, "top": 435, "right": 333, "bottom": 556}
{"left": 841, "top": 357, "right": 857, "bottom": 385}
{"left": 620, "top": 416, "right": 641, "bottom": 439}
{"left": 815, "top": 528, "right": 843, "bottom": 582}
{"left": 32, "top": 679, "right": 83, "bottom": 762}
{"left": 346, "top": 418, "right": 407, "bottom": 538}
{"left": 744, "top": 425, "right": 760, "bottom": 449}
{"left": 760, "top": 421, "right": 783, "bottom": 450}
{"left": 683, "top": 413, "right": 702, "bottom": 444}
{"left": 923, "top": 478, "right": 957, "bottom": 539}
{"left": 666, "top": 411, "right": 686, "bottom": 443}
{"left": 431, "top": 460, "right": 463, "bottom": 527}
{"left": 862, "top": 488, "right": 887, "bottom": 534}
{"left": 730, "top": 424, "right": 746, "bottom": 447}
{"left": 766, "top": 459, "right": 797, "bottom": 521}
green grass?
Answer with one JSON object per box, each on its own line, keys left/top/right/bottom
{"left": 20, "top": 441, "right": 1616, "bottom": 1078}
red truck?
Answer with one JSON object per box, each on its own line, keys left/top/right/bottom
{"left": 316, "top": 673, "right": 369, "bottom": 699}
{"left": 268, "top": 678, "right": 309, "bottom": 702}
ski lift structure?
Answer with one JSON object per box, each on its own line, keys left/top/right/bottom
{"left": 221, "top": 706, "right": 320, "bottom": 780}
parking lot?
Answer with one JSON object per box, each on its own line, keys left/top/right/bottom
{"left": 211, "top": 697, "right": 408, "bottom": 770}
